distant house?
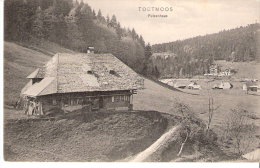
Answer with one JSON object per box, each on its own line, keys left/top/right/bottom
{"left": 209, "top": 64, "right": 220, "bottom": 76}
{"left": 245, "top": 81, "right": 259, "bottom": 92}
{"left": 218, "top": 68, "right": 232, "bottom": 77}
{"left": 212, "top": 81, "right": 233, "bottom": 89}
{"left": 21, "top": 52, "right": 144, "bottom": 115}
{"left": 187, "top": 82, "right": 201, "bottom": 90}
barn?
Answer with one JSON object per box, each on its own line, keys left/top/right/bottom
{"left": 21, "top": 52, "right": 144, "bottom": 115}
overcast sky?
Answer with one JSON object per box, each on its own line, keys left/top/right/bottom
{"left": 84, "top": 0, "right": 259, "bottom": 44}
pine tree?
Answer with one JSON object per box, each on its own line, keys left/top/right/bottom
{"left": 139, "top": 35, "right": 145, "bottom": 48}
{"left": 92, "top": 9, "right": 96, "bottom": 19}
{"left": 97, "top": 9, "right": 102, "bottom": 20}
{"left": 110, "top": 14, "right": 117, "bottom": 28}
{"left": 131, "top": 28, "right": 137, "bottom": 40}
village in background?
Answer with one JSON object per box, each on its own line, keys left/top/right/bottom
{"left": 159, "top": 61, "right": 259, "bottom": 92}
{"left": 3, "top": 0, "right": 260, "bottom": 163}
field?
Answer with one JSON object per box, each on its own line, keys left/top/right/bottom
{"left": 3, "top": 41, "right": 260, "bottom": 161}
{"left": 134, "top": 78, "right": 260, "bottom": 154}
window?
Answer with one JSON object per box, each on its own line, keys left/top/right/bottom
{"left": 111, "top": 96, "right": 114, "bottom": 102}
{"left": 120, "top": 95, "right": 124, "bottom": 101}
{"left": 77, "top": 99, "right": 83, "bottom": 105}
{"left": 109, "top": 70, "right": 120, "bottom": 77}
{"left": 52, "top": 99, "right": 57, "bottom": 105}
{"left": 87, "top": 70, "right": 93, "bottom": 74}
{"left": 125, "top": 95, "right": 130, "bottom": 102}
{"left": 109, "top": 70, "right": 116, "bottom": 75}
{"left": 63, "top": 99, "right": 69, "bottom": 106}
{"left": 70, "top": 99, "right": 74, "bottom": 105}
{"left": 115, "top": 96, "right": 120, "bottom": 102}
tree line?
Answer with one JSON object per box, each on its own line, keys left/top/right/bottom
{"left": 4, "top": 0, "right": 160, "bottom": 76}
{"left": 151, "top": 23, "right": 259, "bottom": 78}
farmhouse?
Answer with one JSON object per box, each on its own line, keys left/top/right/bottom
{"left": 187, "top": 82, "right": 201, "bottom": 90}
{"left": 245, "top": 81, "right": 260, "bottom": 92}
{"left": 21, "top": 52, "right": 144, "bottom": 115}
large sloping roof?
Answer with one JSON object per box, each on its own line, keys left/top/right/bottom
{"left": 23, "top": 53, "right": 144, "bottom": 96}
{"left": 23, "top": 77, "right": 57, "bottom": 97}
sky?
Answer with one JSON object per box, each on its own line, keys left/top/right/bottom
{"left": 85, "top": 0, "right": 259, "bottom": 44}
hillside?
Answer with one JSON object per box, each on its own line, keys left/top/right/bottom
{"left": 4, "top": 111, "right": 170, "bottom": 161}
{"left": 134, "top": 78, "right": 260, "bottom": 155}
{"left": 4, "top": 41, "right": 74, "bottom": 105}
{"left": 151, "top": 23, "right": 260, "bottom": 78}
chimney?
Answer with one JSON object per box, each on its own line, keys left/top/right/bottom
{"left": 87, "top": 47, "right": 95, "bottom": 53}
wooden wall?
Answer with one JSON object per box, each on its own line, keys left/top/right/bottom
{"left": 37, "top": 90, "right": 133, "bottom": 113}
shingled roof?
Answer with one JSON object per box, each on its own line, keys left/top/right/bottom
{"left": 22, "top": 53, "right": 144, "bottom": 96}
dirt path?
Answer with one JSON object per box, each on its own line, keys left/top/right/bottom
{"left": 131, "top": 125, "right": 182, "bottom": 162}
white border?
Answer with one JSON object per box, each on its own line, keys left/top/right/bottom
{"left": 0, "top": 0, "right": 259, "bottom": 168}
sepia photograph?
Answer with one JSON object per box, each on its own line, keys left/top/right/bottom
{"left": 2, "top": 0, "right": 260, "bottom": 164}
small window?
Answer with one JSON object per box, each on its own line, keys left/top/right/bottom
{"left": 109, "top": 70, "right": 116, "bottom": 75}
{"left": 114, "top": 96, "right": 120, "bottom": 102}
{"left": 87, "top": 70, "right": 93, "bottom": 74}
{"left": 78, "top": 99, "right": 83, "bottom": 105}
{"left": 52, "top": 99, "right": 57, "bottom": 105}
{"left": 125, "top": 95, "right": 130, "bottom": 102}
{"left": 120, "top": 95, "right": 124, "bottom": 101}
{"left": 124, "top": 95, "right": 130, "bottom": 102}
{"left": 64, "top": 99, "right": 69, "bottom": 106}
{"left": 111, "top": 96, "right": 114, "bottom": 102}
{"left": 109, "top": 70, "right": 120, "bottom": 77}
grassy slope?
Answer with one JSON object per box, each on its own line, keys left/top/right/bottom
{"left": 4, "top": 111, "right": 168, "bottom": 161}
{"left": 134, "top": 78, "right": 260, "bottom": 153}
{"left": 4, "top": 41, "right": 74, "bottom": 105}
{"left": 134, "top": 78, "right": 260, "bottom": 127}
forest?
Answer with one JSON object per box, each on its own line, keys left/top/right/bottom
{"left": 4, "top": 0, "right": 151, "bottom": 75}
{"left": 152, "top": 23, "right": 259, "bottom": 78}
{"left": 4, "top": 0, "right": 259, "bottom": 79}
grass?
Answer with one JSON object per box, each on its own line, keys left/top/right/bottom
{"left": 134, "top": 78, "right": 260, "bottom": 155}
{"left": 4, "top": 110, "right": 168, "bottom": 161}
